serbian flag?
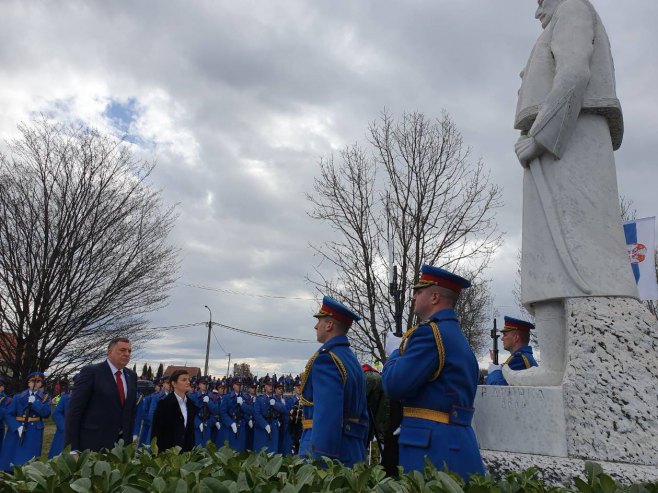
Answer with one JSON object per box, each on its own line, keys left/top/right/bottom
{"left": 623, "top": 217, "right": 658, "bottom": 300}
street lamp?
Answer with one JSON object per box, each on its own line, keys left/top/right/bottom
{"left": 203, "top": 305, "right": 212, "bottom": 377}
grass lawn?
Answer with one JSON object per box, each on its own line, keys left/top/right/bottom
{"left": 40, "top": 420, "right": 56, "bottom": 459}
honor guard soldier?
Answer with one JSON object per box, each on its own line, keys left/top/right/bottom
{"left": 0, "top": 376, "right": 12, "bottom": 457}
{"left": 298, "top": 296, "right": 369, "bottom": 466}
{"left": 219, "top": 377, "right": 253, "bottom": 452}
{"left": 48, "top": 377, "right": 74, "bottom": 458}
{"left": 244, "top": 383, "right": 257, "bottom": 450}
{"left": 275, "top": 382, "right": 292, "bottom": 454}
{"left": 189, "top": 375, "right": 217, "bottom": 447}
{"left": 0, "top": 372, "right": 51, "bottom": 471}
{"left": 382, "top": 265, "right": 485, "bottom": 480}
{"left": 486, "top": 317, "right": 538, "bottom": 385}
{"left": 253, "top": 377, "right": 286, "bottom": 453}
{"left": 289, "top": 382, "right": 303, "bottom": 454}
{"left": 139, "top": 378, "right": 160, "bottom": 445}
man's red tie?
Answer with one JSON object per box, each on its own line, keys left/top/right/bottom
{"left": 115, "top": 370, "right": 125, "bottom": 406}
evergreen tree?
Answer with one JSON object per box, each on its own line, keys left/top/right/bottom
{"left": 142, "top": 363, "right": 148, "bottom": 379}
{"left": 156, "top": 363, "right": 164, "bottom": 378}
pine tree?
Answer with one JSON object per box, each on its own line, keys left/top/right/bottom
{"left": 147, "top": 365, "right": 153, "bottom": 379}
{"left": 142, "top": 363, "right": 148, "bottom": 379}
{"left": 156, "top": 363, "right": 164, "bottom": 378}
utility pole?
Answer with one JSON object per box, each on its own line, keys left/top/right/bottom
{"left": 204, "top": 305, "right": 212, "bottom": 376}
{"left": 226, "top": 353, "right": 231, "bottom": 379}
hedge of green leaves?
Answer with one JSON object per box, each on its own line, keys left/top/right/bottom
{"left": 0, "top": 442, "right": 656, "bottom": 493}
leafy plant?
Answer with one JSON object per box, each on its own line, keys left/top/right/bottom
{"left": 0, "top": 443, "right": 656, "bottom": 493}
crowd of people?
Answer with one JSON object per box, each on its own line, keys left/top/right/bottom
{"left": 0, "top": 264, "right": 539, "bottom": 481}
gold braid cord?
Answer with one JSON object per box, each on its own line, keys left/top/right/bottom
{"left": 428, "top": 322, "right": 446, "bottom": 381}
{"left": 398, "top": 321, "right": 446, "bottom": 381}
{"left": 299, "top": 352, "right": 319, "bottom": 406}
{"left": 399, "top": 323, "right": 420, "bottom": 355}
{"left": 328, "top": 351, "right": 347, "bottom": 385}
{"left": 521, "top": 354, "right": 531, "bottom": 369}
{"left": 298, "top": 350, "right": 348, "bottom": 407}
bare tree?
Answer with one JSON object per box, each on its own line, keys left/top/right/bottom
{"left": 307, "top": 111, "right": 503, "bottom": 362}
{"left": 233, "top": 362, "right": 252, "bottom": 379}
{"left": 0, "top": 119, "right": 178, "bottom": 388}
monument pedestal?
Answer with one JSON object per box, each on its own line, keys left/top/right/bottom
{"left": 474, "top": 297, "right": 658, "bottom": 482}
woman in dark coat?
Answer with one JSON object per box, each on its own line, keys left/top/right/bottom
{"left": 152, "top": 369, "right": 198, "bottom": 452}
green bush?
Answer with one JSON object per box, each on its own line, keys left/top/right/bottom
{"left": 0, "top": 442, "right": 656, "bottom": 493}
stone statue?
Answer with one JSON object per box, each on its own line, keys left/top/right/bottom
{"left": 507, "top": 0, "right": 638, "bottom": 386}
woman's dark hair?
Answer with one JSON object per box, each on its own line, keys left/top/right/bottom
{"left": 171, "top": 369, "right": 189, "bottom": 383}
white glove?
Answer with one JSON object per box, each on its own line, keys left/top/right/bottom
{"left": 199, "top": 423, "right": 204, "bottom": 433}
{"left": 393, "top": 426, "right": 401, "bottom": 436}
{"left": 385, "top": 333, "right": 403, "bottom": 356}
{"left": 132, "top": 435, "right": 138, "bottom": 442}
{"left": 237, "top": 396, "right": 243, "bottom": 405}
{"left": 269, "top": 398, "right": 275, "bottom": 406}
{"left": 488, "top": 363, "right": 502, "bottom": 373}
{"left": 265, "top": 424, "right": 271, "bottom": 434}
{"left": 203, "top": 396, "right": 210, "bottom": 403}
{"left": 215, "top": 422, "right": 221, "bottom": 430}
{"left": 28, "top": 395, "right": 36, "bottom": 404}
{"left": 17, "top": 425, "right": 24, "bottom": 438}
{"left": 231, "top": 422, "right": 238, "bottom": 434}
{"left": 248, "top": 419, "right": 253, "bottom": 429}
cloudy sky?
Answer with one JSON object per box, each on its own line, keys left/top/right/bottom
{"left": 1, "top": 0, "right": 656, "bottom": 376}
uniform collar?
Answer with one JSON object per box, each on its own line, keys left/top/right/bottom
{"left": 320, "top": 334, "right": 350, "bottom": 351}
{"left": 427, "top": 308, "right": 458, "bottom": 322}
{"left": 515, "top": 345, "right": 534, "bottom": 355}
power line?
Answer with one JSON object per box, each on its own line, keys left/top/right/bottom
{"left": 179, "top": 282, "right": 317, "bottom": 301}
{"left": 148, "top": 322, "right": 206, "bottom": 331}
{"left": 212, "top": 321, "right": 316, "bottom": 344}
{"left": 211, "top": 327, "right": 229, "bottom": 355}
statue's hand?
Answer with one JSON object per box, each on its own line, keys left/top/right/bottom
{"left": 515, "top": 135, "right": 544, "bottom": 168}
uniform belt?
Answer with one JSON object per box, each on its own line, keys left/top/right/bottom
{"left": 16, "top": 417, "right": 41, "bottom": 423}
{"left": 403, "top": 406, "right": 451, "bottom": 423}
{"left": 302, "top": 417, "right": 360, "bottom": 430}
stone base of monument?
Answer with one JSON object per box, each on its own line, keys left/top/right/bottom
{"left": 481, "top": 450, "right": 658, "bottom": 484}
{"left": 474, "top": 297, "right": 658, "bottom": 483}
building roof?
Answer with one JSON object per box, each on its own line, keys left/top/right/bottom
{"left": 163, "top": 365, "right": 201, "bottom": 377}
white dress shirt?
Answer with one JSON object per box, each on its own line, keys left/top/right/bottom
{"left": 175, "top": 392, "right": 188, "bottom": 427}
{"left": 106, "top": 359, "right": 128, "bottom": 396}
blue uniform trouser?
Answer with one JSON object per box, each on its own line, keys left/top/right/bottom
{"left": 253, "top": 422, "right": 279, "bottom": 453}
{"left": 398, "top": 417, "right": 484, "bottom": 481}
{"left": 298, "top": 428, "right": 365, "bottom": 467}
{"left": 0, "top": 424, "right": 44, "bottom": 470}
{"left": 227, "top": 423, "right": 249, "bottom": 452}
{"left": 48, "top": 429, "right": 64, "bottom": 459}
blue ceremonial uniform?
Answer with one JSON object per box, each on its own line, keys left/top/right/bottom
{"left": 220, "top": 391, "right": 253, "bottom": 452}
{"left": 382, "top": 308, "right": 485, "bottom": 480}
{"left": 298, "top": 335, "right": 368, "bottom": 466}
{"left": 0, "top": 389, "right": 51, "bottom": 471}
{"left": 138, "top": 393, "right": 154, "bottom": 445}
{"left": 132, "top": 392, "right": 147, "bottom": 441}
{"left": 0, "top": 391, "right": 12, "bottom": 457}
{"left": 189, "top": 390, "right": 218, "bottom": 447}
{"left": 486, "top": 345, "right": 538, "bottom": 385}
{"left": 244, "top": 392, "right": 256, "bottom": 450}
{"left": 279, "top": 394, "right": 293, "bottom": 454}
{"left": 253, "top": 392, "right": 286, "bottom": 452}
{"left": 48, "top": 392, "right": 70, "bottom": 458}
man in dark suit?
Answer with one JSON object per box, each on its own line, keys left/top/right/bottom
{"left": 65, "top": 338, "right": 137, "bottom": 455}
{"left": 151, "top": 369, "right": 197, "bottom": 452}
